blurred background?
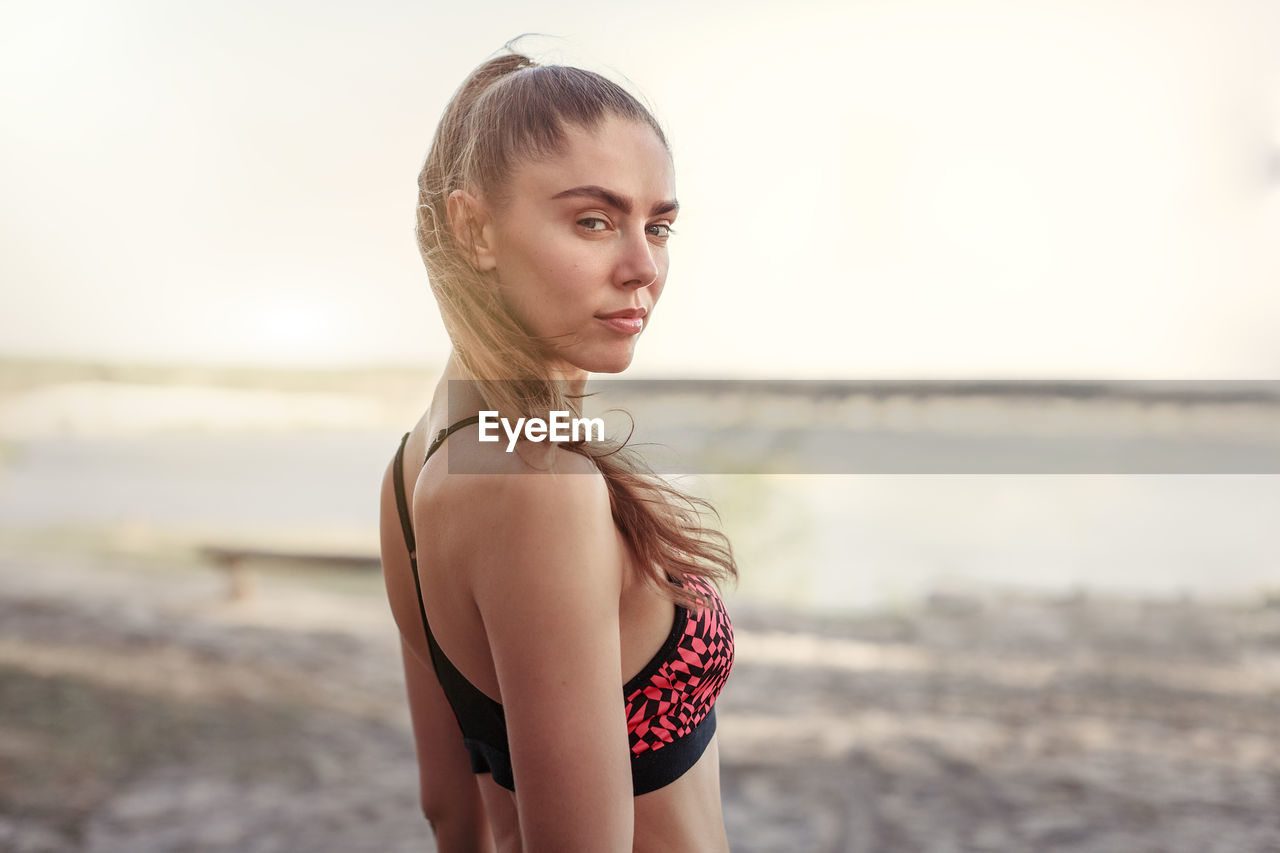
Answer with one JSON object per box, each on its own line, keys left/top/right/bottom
{"left": 2, "top": 0, "right": 1278, "bottom": 850}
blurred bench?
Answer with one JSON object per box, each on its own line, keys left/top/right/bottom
{"left": 199, "top": 545, "right": 382, "bottom": 601}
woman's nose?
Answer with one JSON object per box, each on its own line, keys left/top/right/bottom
{"left": 614, "top": 228, "right": 659, "bottom": 288}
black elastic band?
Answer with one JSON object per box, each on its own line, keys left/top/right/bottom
{"left": 392, "top": 432, "right": 430, "bottom": 647}
{"left": 425, "top": 415, "right": 483, "bottom": 466}
{"left": 392, "top": 414, "right": 486, "bottom": 646}
{"left": 392, "top": 433, "right": 416, "bottom": 560}
{"left": 392, "top": 425, "right": 513, "bottom": 777}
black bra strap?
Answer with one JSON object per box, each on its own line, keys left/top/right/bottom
{"left": 425, "top": 415, "right": 483, "bottom": 465}
{"left": 392, "top": 432, "right": 416, "bottom": 558}
{"left": 392, "top": 432, "right": 431, "bottom": 646}
{"left": 392, "top": 415, "right": 484, "bottom": 646}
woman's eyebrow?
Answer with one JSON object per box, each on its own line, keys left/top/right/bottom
{"left": 551, "top": 185, "right": 679, "bottom": 216}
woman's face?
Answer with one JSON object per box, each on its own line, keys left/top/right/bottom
{"left": 480, "top": 114, "right": 678, "bottom": 379}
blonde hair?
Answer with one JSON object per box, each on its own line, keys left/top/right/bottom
{"left": 416, "top": 43, "right": 735, "bottom": 607}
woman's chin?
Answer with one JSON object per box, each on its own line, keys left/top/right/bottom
{"left": 541, "top": 349, "right": 634, "bottom": 381}
{"left": 594, "top": 350, "right": 638, "bottom": 375}
{"left": 570, "top": 344, "right": 637, "bottom": 375}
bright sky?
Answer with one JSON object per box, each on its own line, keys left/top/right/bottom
{"left": 2, "top": 0, "right": 1278, "bottom": 378}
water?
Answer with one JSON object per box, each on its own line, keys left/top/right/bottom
{"left": 2, "top": 430, "right": 1276, "bottom": 611}
{"left": 699, "top": 474, "right": 1280, "bottom": 610}
{"left": 0, "top": 431, "right": 401, "bottom": 543}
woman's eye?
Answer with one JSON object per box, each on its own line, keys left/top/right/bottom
{"left": 578, "top": 217, "right": 609, "bottom": 232}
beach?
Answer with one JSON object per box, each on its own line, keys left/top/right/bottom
{"left": 1, "top": 364, "right": 1278, "bottom": 850}
{"left": 2, "top": 539, "right": 1277, "bottom": 853}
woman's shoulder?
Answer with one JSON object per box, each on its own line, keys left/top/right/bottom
{"left": 415, "top": 436, "right": 616, "bottom": 575}
{"left": 425, "top": 433, "right": 604, "bottom": 500}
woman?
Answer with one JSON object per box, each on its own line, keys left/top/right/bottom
{"left": 379, "top": 44, "right": 737, "bottom": 852}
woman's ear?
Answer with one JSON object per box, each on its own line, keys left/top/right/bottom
{"left": 446, "top": 189, "right": 498, "bottom": 272}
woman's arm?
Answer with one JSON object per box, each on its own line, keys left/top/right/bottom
{"left": 401, "top": 636, "right": 495, "bottom": 853}
{"left": 456, "top": 452, "right": 634, "bottom": 852}
{"left": 380, "top": 459, "right": 494, "bottom": 852}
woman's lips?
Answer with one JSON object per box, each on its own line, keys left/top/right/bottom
{"left": 597, "top": 316, "right": 643, "bottom": 335}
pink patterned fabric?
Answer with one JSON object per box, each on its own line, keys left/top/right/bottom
{"left": 624, "top": 576, "right": 735, "bottom": 755}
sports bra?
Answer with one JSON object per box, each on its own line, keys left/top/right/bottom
{"left": 391, "top": 417, "right": 734, "bottom": 796}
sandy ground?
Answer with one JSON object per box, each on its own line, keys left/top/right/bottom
{"left": 1, "top": 543, "right": 1278, "bottom": 853}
